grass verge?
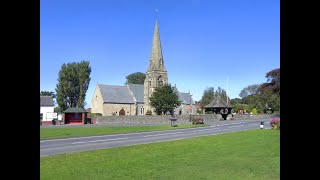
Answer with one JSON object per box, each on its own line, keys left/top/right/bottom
{"left": 40, "top": 124, "right": 207, "bottom": 140}
{"left": 41, "top": 129, "right": 280, "bottom": 180}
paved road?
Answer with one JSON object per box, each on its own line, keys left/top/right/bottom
{"left": 40, "top": 119, "right": 271, "bottom": 157}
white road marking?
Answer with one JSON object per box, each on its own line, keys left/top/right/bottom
{"left": 227, "top": 125, "right": 245, "bottom": 128}
{"left": 71, "top": 138, "right": 128, "bottom": 144}
{"left": 143, "top": 132, "right": 183, "bottom": 137}
{"left": 193, "top": 128, "right": 219, "bottom": 132}
{"left": 40, "top": 126, "right": 211, "bottom": 143}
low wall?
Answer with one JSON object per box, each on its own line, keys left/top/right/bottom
{"left": 96, "top": 114, "right": 274, "bottom": 125}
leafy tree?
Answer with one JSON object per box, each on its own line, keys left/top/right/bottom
{"left": 149, "top": 84, "right": 181, "bottom": 115}
{"left": 40, "top": 91, "right": 55, "bottom": 98}
{"left": 125, "top": 72, "right": 146, "bottom": 85}
{"left": 230, "top": 98, "right": 242, "bottom": 105}
{"left": 200, "top": 87, "right": 215, "bottom": 106}
{"left": 56, "top": 61, "right": 91, "bottom": 111}
{"left": 215, "top": 87, "right": 230, "bottom": 103}
{"left": 54, "top": 106, "right": 62, "bottom": 113}
{"left": 239, "top": 84, "right": 261, "bottom": 98}
{"left": 258, "top": 68, "right": 280, "bottom": 94}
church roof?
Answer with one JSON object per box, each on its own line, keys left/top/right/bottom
{"left": 127, "top": 84, "right": 144, "bottom": 103}
{"left": 40, "top": 96, "right": 54, "bottom": 107}
{"left": 204, "top": 95, "right": 232, "bottom": 108}
{"left": 98, "top": 84, "right": 135, "bottom": 104}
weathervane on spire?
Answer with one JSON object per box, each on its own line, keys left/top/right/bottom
{"left": 155, "top": 9, "right": 159, "bottom": 20}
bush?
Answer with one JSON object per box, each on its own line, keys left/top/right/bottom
{"left": 146, "top": 110, "right": 152, "bottom": 115}
{"left": 90, "top": 113, "right": 102, "bottom": 118}
{"left": 252, "top": 108, "right": 257, "bottom": 115}
{"left": 270, "top": 117, "right": 280, "bottom": 129}
{"left": 197, "top": 109, "right": 203, "bottom": 115}
{"left": 192, "top": 116, "right": 204, "bottom": 124}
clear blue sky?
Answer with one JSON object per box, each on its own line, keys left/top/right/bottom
{"left": 40, "top": 0, "right": 279, "bottom": 108}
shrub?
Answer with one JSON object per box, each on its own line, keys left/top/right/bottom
{"left": 252, "top": 108, "right": 257, "bottom": 115}
{"left": 146, "top": 110, "right": 152, "bottom": 115}
{"left": 192, "top": 116, "right": 204, "bottom": 124}
{"left": 270, "top": 117, "right": 280, "bottom": 129}
{"left": 90, "top": 113, "right": 102, "bottom": 118}
{"left": 197, "top": 109, "right": 203, "bottom": 115}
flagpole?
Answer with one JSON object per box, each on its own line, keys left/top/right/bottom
{"left": 226, "top": 76, "right": 229, "bottom": 104}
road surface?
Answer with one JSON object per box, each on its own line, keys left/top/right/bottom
{"left": 40, "top": 119, "right": 271, "bottom": 157}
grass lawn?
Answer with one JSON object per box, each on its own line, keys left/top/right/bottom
{"left": 40, "top": 124, "right": 207, "bottom": 140}
{"left": 40, "top": 129, "right": 280, "bottom": 180}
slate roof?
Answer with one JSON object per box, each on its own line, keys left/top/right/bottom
{"left": 40, "top": 96, "right": 54, "bottom": 107}
{"left": 96, "top": 84, "right": 194, "bottom": 105}
{"left": 172, "top": 86, "right": 195, "bottom": 105}
{"left": 98, "top": 84, "right": 135, "bottom": 104}
{"left": 204, "top": 95, "right": 232, "bottom": 108}
{"left": 64, "top": 107, "right": 87, "bottom": 113}
{"left": 179, "top": 92, "right": 195, "bottom": 105}
{"left": 127, "top": 84, "right": 144, "bottom": 103}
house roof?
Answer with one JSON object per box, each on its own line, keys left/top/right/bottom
{"left": 179, "top": 92, "right": 195, "bottom": 105}
{"left": 127, "top": 84, "right": 144, "bottom": 103}
{"left": 204, "top": 95, "right": 232, "bottom": 108}
{"left": 172, "top": 86, "right": 195, "bottom": 105}
{"left": 64, "top": 107, "right": 87, "bottom": 113}
{"left": 98, "top": 84, "right": 135, "bottom": 104}
{"left": 40, "top": 96, "right": 54, "bottom": 107}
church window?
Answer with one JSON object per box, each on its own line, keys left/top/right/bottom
{"left": 158, "top": 76, "right": 163, "bottom": 86}
{"left": 149, "top": 80, "right": 151, "bottom": 86}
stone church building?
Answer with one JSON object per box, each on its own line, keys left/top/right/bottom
{"left": 91, "top": 19, "right": 196, "bottom": 116}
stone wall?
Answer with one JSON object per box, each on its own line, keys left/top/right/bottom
{"left": 103, "top": 103, "right": 136, "bottom": 116}
{"left": 96, "top": 114, "right": 274, "bottom": 125}
{"left": 96, "top": 115, "right": 191, "bottom": 125}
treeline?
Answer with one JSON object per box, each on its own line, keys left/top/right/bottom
{"left": 199, "top": 68, "right": 280, "bottom": 114}
{"left": 231, "top": 68, "right": 280, "bottom": 114}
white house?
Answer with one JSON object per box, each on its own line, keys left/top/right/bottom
{"left": 40, "top": 96, "right": 55, "bottom": 121}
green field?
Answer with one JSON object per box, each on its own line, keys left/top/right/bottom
{"left": 41, "top": 129, "right": 280, "bottom": 180}
{"left": 40, "top": 124, "right": 207, "bottom": 140}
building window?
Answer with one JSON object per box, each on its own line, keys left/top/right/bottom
{"left": 149, "top": 80, "right": 151, "bottom": 86}
{"left": 141, "top": 106, "right": 144, "bottom": 115}
{"left": 158, "top": 76, "right": 163, "bottom": 86}
{"left": 40, "top": 113, "right": 43, "bottom": 121}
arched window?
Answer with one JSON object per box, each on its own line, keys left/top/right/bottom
{"left": 158, "top": 76, "right": 163, "bottom": 86}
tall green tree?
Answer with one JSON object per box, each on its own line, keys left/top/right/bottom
{"left": 125, "top": 72, "right": 146, "bottom": 85}
{"left": 258, "top": 68, "right": 280, "bottom": 94}
{"left": 56, "top": 61, "right": 91, "bottom": 111}
{"left": 200, "top": 87, "right": 215, "bottom": 106}
{"left": 239, "top": 84, "right": 261, "bottom": 98}
{"left": 200, "top": 87, "right": 230, "bottom": 106}
{"left": 149, "top": 84, "right": 181, "bottom": 115}
{"left": 215, "top": 87, "right": 230, "bottom": 102}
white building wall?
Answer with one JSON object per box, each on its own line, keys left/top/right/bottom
{"left": 40, "top": 106, "right": 54, "bottom": 121}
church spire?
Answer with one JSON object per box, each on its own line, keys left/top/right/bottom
{"left": 147, "top": 18, "right": 166, "bottom": 72}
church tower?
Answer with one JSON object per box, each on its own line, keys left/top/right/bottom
{"left": 144, "top": 19, "right": 168, "bottom": 113}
